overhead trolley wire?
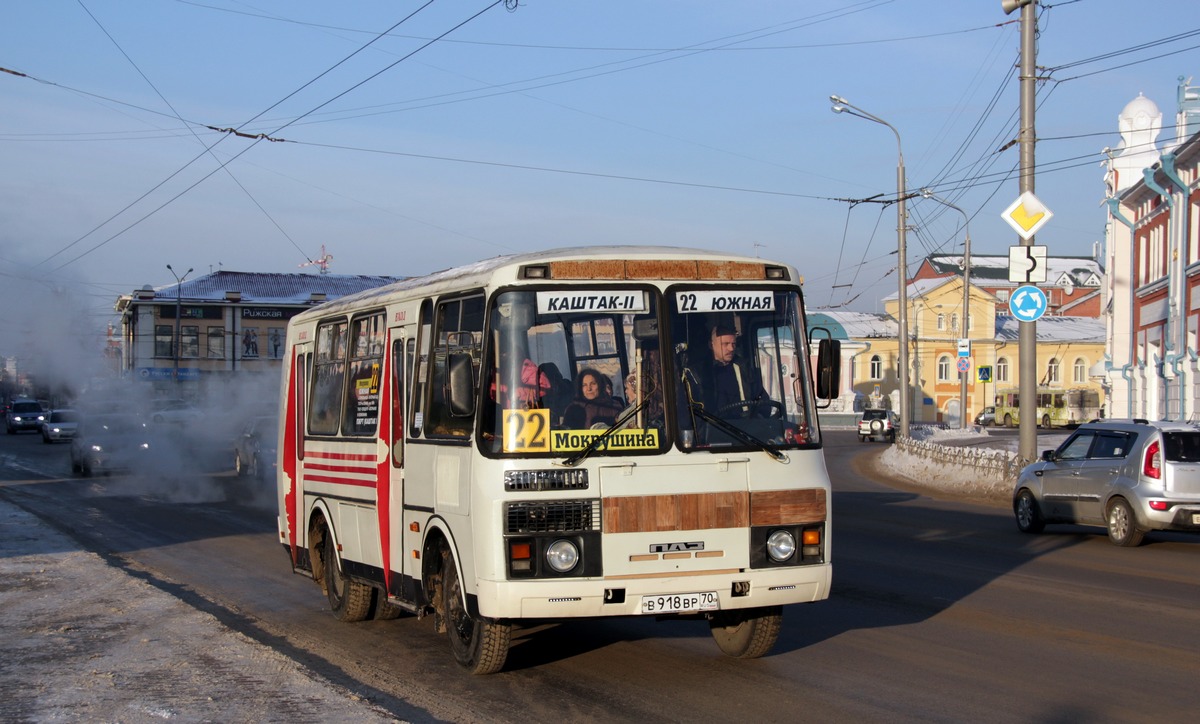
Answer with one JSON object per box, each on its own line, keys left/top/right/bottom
{"left": 43, "top": 0, "right": 507, "bottom": 273}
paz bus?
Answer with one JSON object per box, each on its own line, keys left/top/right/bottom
{"left": 276, "top": 246, "right": 840, "bottom": 673}
{"left": 993, "top": 386, "right": 1102, "bottom": 428}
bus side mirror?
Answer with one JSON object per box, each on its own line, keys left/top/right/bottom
{"left": 815, "top": 336, "right": 841, "bottom": 400}
{"left": 447, "top": 352, "right": 476, "bottom": 417}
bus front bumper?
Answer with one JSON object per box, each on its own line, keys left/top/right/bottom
{"left": 474, "top": 563, "right": 832, "bottom": 620}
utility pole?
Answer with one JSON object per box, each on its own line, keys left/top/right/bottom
{"left": 167, "top": 264, "right": 193, "bottom": 385}
{"left": 1004, "top": 0, "right": 1039, "bottom": 461}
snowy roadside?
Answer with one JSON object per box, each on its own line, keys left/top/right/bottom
{"left": 871, "top": 426, "right": 1069, "bottom": 503}
{"left": 0, "top": 497, "right": 400, "bottom": 723}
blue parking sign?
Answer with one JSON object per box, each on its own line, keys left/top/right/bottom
{"left": 978, "top": 366, "right": 992, "bottom": 382}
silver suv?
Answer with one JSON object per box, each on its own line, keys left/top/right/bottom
{"left": 858, "top": 408, "right": 897, "bottom": 443}
{"left": 1013, "top": 419, "right": 1200, "bottom": 546}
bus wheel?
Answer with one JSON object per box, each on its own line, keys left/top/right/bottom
{"left": 372, "top": 593, "right": 406, "bottom": 620}
{"left": 1041, "top": 415, "right": 1051, "bottom": 429}
{"left": 323, "top": 533, "right": 372, "bottom": 622}
{"left": 709, "top": 605, "right": 782, "bottom": 659}
{"left": 1004, "top": 414, "right": 1014, "bottom": 428}
{"left": 442, "top": 549, "right": 510, "bottom": 674}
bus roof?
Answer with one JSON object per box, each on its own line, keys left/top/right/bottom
{"left": 291, "top": 245, "right": 801, "bottom": 322}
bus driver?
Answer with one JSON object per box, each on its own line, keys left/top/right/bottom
{"left": 683, "top": 322, "right": 771, "bottom": 417}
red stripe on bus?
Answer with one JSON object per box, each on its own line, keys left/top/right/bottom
{"left": 303, "top": 474, "right": 376, "bottom": 488}
{"left": 304, "top": 450, "right": 375, "bottom": 462}
{"left": 304, "top": 462, "right": 375, "bottom": 475}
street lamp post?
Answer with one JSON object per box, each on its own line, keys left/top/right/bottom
{"left": 166, "top": 264, "right": 193, "bottom": 384}
{"left": 921, "top": 189, "right": 973, "bottom": 428}
{"left": 831, "top": 95, "right": 910, "bottom": 438}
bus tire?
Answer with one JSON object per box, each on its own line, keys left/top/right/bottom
{"left": 709, "top": 605, "right": 782, "bottom": 659}
{"left": 323, "top": 533, "right": 372, "bottom": 622}
{"left": 1004, "top": 414, "right": 1014, "bottom": 428}
{"left": 372, "top": 593, "right": 406, "bottom": 620}
{"left": 1041, "top": 414, "right": 1051, "bottom": 429}
{"left": 442, "top": 549, "right": 509, "bottom": 674}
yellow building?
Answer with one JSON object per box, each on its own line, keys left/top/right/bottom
{"left": 812, "top": 276, "right": 1106, "bottom": 425}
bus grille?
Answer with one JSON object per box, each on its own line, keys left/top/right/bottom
{"left": 505, "top": 500, "right": 600, "bottom": 534}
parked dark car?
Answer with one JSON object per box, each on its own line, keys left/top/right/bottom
{"left": 6, "top": 399, "right": 48, "bottom": 434}
{"left": 234, "top": 415, "right": 278, "bottom": 482}
{"left": 1013, "top": 418, "right": 1200, "bottom": 546}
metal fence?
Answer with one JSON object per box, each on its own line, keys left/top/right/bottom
{"left": 894, "top": 434, "right": 1034, "bottom": 482}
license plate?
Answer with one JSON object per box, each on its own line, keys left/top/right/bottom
{"left": 640, "top": 591, "right": 719, "bottom": 614}
{"left": 1192, "top": 513, "right": 1200, "bottom": 525}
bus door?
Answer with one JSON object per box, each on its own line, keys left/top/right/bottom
{"left": 382, "top": 324, "right": 418, "bottom": 601}
{"left": 281, "top": 341, "right": 312, "bottom": 569}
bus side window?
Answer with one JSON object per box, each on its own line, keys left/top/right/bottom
{"left": 309, "top": 320, "right": 348, "bottom": 436}
{"left": 391, "top": 337, "right": 408, "bottom": 467}
{"left": 409, "top": 300, "right": 432, "bottom": 438}
{"left": 344, "top": 313, "right": 385, "bottom": 436}
{"left": 426, "top": 295, "right": 484, "bottom": 438}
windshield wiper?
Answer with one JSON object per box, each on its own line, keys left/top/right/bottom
{"left": 559, "top": 398, "right": 650, "bottom": 467}
{"left": 687, "top": 403, "right": 788, "bottom": 463}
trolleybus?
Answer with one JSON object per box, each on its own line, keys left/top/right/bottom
{"left": 994, "top": 386, "right": 1102, "bottom": 428}
{"left": 276, "top": 246, "right": 840, "bottom": 673}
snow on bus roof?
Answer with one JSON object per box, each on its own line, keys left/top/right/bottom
{"left": 302, "top": 246, "right": 795, "bottom": 313}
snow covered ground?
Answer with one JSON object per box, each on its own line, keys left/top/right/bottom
{"left": 0, "top": 498, "right": 399, "bottom": 723}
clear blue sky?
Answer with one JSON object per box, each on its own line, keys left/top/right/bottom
{"left": 2, "top": 0, "right": 1197, "bottom": 353}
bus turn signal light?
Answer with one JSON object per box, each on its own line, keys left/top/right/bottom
{"left": 510, "top": 542, "right": 531, "bottom": 560}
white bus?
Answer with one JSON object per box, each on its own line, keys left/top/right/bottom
{"left": 276, "top": 246, "right": 840, "bottom": 673}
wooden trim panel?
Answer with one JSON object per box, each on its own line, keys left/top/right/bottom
{"left": 602, "top": 491, "right": 748, "bottom": 534}
{"left": 750, "top": 489, "right": 827, "bottom": 526}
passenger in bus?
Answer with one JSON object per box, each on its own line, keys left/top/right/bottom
{"left": 536, "top": 362, "right": 572, "bottom": 423}
{"left": 489, "top": 356, "right": 551, "bottom": 409}
{"left": 563, "top": 368, "right": 623, "bottom": 429}
{"left": 682, "top": 322, "right": 771, "bottom": 417}
{"left": 618, "top": 371, "right": 663, "bottom": 428}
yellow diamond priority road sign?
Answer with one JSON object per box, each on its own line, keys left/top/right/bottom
{"left": 1002, "top": 191, "right": 1053, "bottom": 240}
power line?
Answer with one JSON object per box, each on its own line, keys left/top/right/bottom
{"left": 43, "top": 0, "right": 506, "bottom": 274}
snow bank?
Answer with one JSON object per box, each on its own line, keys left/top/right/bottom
{"left": 875, "top": 426, "right": 1024, "bottom": 502}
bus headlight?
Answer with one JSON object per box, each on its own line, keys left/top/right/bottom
{"left": 545, "top": 539, "right": 580, "bottom": 573}
{"left": 766, "top": 529, "right": 796, "bottom": 562}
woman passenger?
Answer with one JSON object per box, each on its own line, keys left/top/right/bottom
{"left": 563, "top": 368, "right": 623, "bottom": 429}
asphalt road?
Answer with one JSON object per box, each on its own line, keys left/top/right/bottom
{"left": 2, "top": 427, "right": 1199, "bottom": 722}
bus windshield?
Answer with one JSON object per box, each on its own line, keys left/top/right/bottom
{"left": 480, "top": 285, "right": 819, "bottom": 456}
{"left": 481, "top": 288, "right": 669, "bottom": 456}
{"left": 670, "top": 287, "right": 817, "bottom": 451}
